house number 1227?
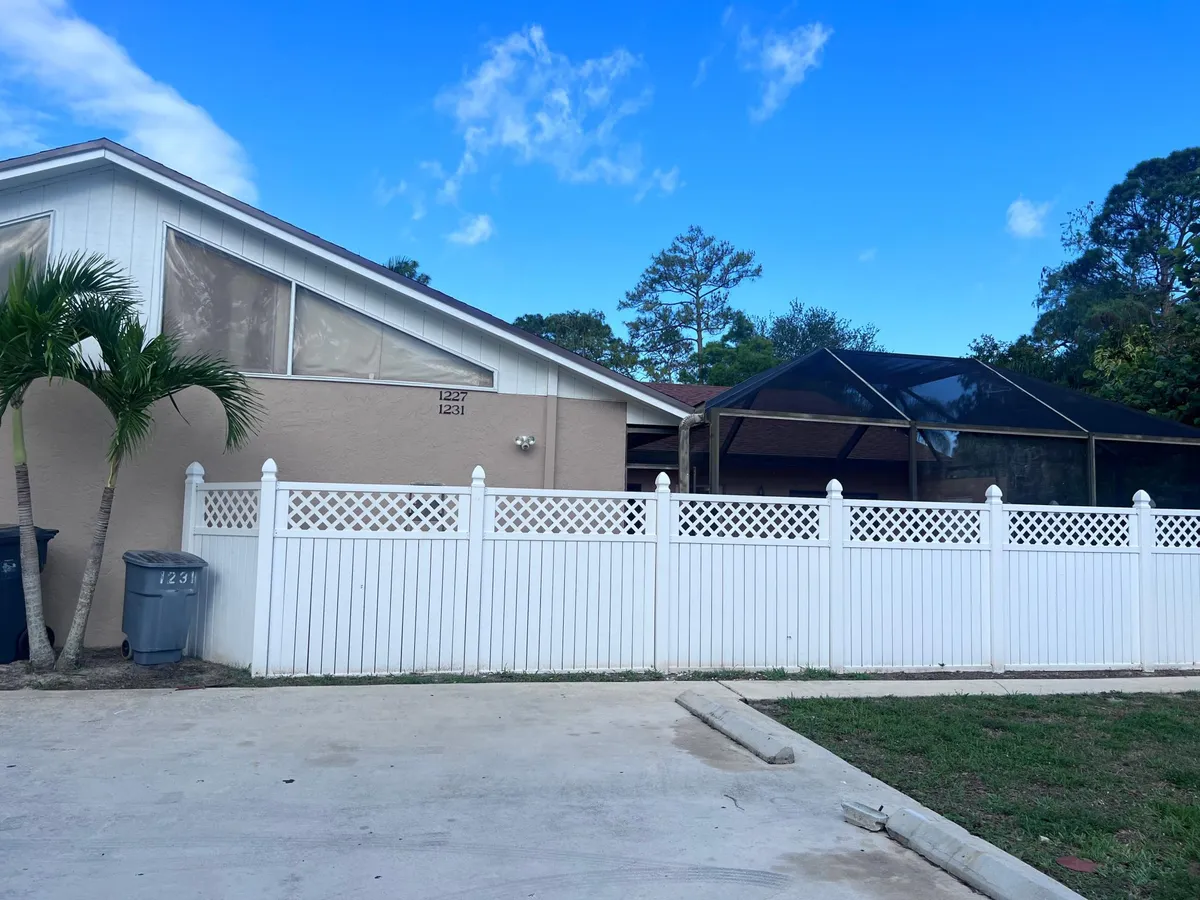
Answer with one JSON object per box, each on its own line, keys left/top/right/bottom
{"left": 438, "top": 390, "right": 467, "bottom": 415}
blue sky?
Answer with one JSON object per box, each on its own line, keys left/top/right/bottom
{"left": 1, "top": 1, "right": 1198, "bottom": 358}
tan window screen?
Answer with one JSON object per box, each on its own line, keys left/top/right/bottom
{"left": 0, "top": 216, "right": 51, "bottom": 292}
{"left": 163, "top": 229, "right": 291, "bottom": 374}
{"left": 292, "top": 287, "right": 493, "bottom": 387}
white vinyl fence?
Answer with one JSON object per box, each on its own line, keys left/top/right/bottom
{"left": 183, "top": 460, "right": 1200, "bottom": 677}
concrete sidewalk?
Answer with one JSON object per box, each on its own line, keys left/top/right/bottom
{"left": 720, "top": 675, "right": 1200, "bottom": 701}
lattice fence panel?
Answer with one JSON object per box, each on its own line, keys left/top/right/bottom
{"left": 849, "top": 505, "right": 981, "bottom": 544}
{"left": 676, "top": 500, "right": 822, "bottom": 540}
{"left": 1155, "top": 514, "right": 1200, "bottom": 549}
{"left": 492, "top": 495, "right": 649, "bottom": 536}
{"left": 1007, "top": 510, "right": 1130, "bottom": 547}
{"left": 201, "top": 489, "right": 259, "bottom": 530}
{"left": 287, "top": 490, "right": 461, "bottom": 532}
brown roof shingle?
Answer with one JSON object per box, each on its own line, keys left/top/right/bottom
{"left": 645, "top": 383, "right": 729, "bottom": 407}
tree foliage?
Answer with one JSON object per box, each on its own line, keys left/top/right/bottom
{"left": 679, "top": 313, "right": 777, "bottom": 385}
{"left": 385, "top": 255, "right": 431, "bottom": 286}
{"left": 765, "top": 299, "right": 883, "bottom": 360}
{"left": 975, "top": 147, "right": 1200, "bottom": 411}
{"left": 1091, "top": 307, "right": 1200, "bottom": 427}
{"left": 513, "top": 309, "right": 638, "bottom": 376}
{"left": 517, "top": 227, "right": 883, "bottom": 386}
{"left": 678, "top": 304, "right": 886, "bottom": 385}
{"left": 619, "top": 225, "right": 761, "bottom": 382}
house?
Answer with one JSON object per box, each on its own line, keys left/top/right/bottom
{"left": 2, "top": 139, "right": 1198, "bottom": 651}
{"left": 0, "top": 139, "right": 692, "bottom": 647}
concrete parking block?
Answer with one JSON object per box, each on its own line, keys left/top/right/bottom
{"left": 675, "top": 690, "right": 795, "bottom": 764}
{"left": 886, "top": 806, "right": 1085, "bottom": 900}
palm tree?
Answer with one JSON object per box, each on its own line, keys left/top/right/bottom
{"left": 384, "top": 255, "right": 431, "bottom": 286}
{"left": 0, "top": 254, "right": 135, "bottom": 670}
{"left": 55, "top": 314, "right": 263, "bottom": 670}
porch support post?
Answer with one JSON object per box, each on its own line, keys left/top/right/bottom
{"left": 708, "top": 409, "right": 722, "bottom": 494}
{"left": 908, "top": 424, "right": 919, "bottom": 501}
{"left": 1087, "top": 434, "right": 1097, "bottom": 506}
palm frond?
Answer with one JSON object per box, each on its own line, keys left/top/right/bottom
{"left": 0, "top": 253, "right": 139, "bottom": 418}
{"left": 79, "top": 316, "right": 264, "bottom": 466}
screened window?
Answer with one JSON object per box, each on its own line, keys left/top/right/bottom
{"left": 164, "top": 229, "right": 291, "bottom": 374}
{"left": 1096, "top": 441, "right": 1200, "bottom": 509}
{"left": 292, "top": 287, "right": 493, "bottom": 387}
{"left": 917, "top": 430, "right": 1088, "bottom": 504}
{"left": 163, "top": 228, "right": 494, "bottom": 387}
{"left": 0, "top": 215, "right": 51, "bottom": 293}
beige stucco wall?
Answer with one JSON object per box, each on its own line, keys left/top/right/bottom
{"left": 0, "top": 377, "right": 626, "bottom": 648}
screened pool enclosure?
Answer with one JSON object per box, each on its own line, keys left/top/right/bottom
{"left": 655, "top": 349, "right": 1200, "bottom": 507}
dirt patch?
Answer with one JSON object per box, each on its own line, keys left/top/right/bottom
{"left": 0, "top": 648, "right": 251, "bottom": 691}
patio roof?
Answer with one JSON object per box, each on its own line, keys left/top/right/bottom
{"left": 703, "top": 348, "right": 1200, "bottom": 441}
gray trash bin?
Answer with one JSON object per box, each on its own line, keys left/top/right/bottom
{"left": 121, "top": 550, "right": 208, "bottom": 666}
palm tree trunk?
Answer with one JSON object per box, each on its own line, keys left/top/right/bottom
{"left": 11, "top": 403, "right": 54, "bottom": 670}
{"left": 55, "top": 468, "right": 117, "bottom": 671}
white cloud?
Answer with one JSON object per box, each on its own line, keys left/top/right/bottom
{"left": 374, "top": 176, "right": 407, "bottom": 206}
{"left": 694, "top": 7, "right": 736, "bottom": 88}
{"left": 0, "top": 0, "right": 255, "bottom": 200}
{"left": 433, "top": 25, "right": 669, "bottom": 201}
{"left": 634, "top": 165, "right": 682, "bottom": 202}
{"left": 739, "top": 22, "right": 832, "bottom": 123}
{"left": 1006, "top": 196, "right": 1052, "bottom": 238}
{"left": 0, "top": 95, "right": 44, "bottom": 152}
{"left": 436, "top": 152, "right": 477, "bottom": 204}
{"left": 410, "top": 195, "right": 427, "bottom": 222}
{"left": 858, "top": 247, "right": 877, "bottom": 263}
{"left": 447, "top": 213, "right": 494, "bottom": 246}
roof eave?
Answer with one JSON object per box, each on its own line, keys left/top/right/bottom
{"left": 0, "top": 139, "right": 693, "bottom": 420}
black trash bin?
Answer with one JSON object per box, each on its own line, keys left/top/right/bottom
{"left": 121, "top": 550, "right": 208, "bottom": 666}
{"left": 0, "top": 525, "right": 58, "bottom": 664}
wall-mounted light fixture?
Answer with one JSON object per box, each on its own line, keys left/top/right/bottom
{"left": 514, "top": 435, "right": 536, "bottom": 451}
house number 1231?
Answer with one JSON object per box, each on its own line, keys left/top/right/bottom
{"left": 438, "top": 390, "right": 467, "bottom": 415}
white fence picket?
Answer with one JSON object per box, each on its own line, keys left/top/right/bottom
{"left": 181, "top": 462, "right": 1200, "bottom": 677}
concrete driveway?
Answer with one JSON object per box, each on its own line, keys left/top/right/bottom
{"left": 0, "top": 682, "right": 975, "bottom": 899}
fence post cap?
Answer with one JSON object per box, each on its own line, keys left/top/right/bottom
{"left": 654, "top": 472, "right": 671, "bottom": 490}
{"left": 471, "top": 465, "right": 486, "bottom": 487}
{"left": 261, "top": 458, "right": 278, "bottom": 478}
{"left": 185, "top": 461, "right": 205, "bottom": 480}
{"left": 985, "top": 484, "right": 1003, "bottom": 502}
{"left": 826, "top": 478, "right": 843, "bottom": 498}
{"left": 1133, "top": 489, "right": 1152, "bottom": 507}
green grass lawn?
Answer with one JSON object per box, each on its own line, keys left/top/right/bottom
{"left": 757, "top": 693, "right": 1200, "bottom": 900}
